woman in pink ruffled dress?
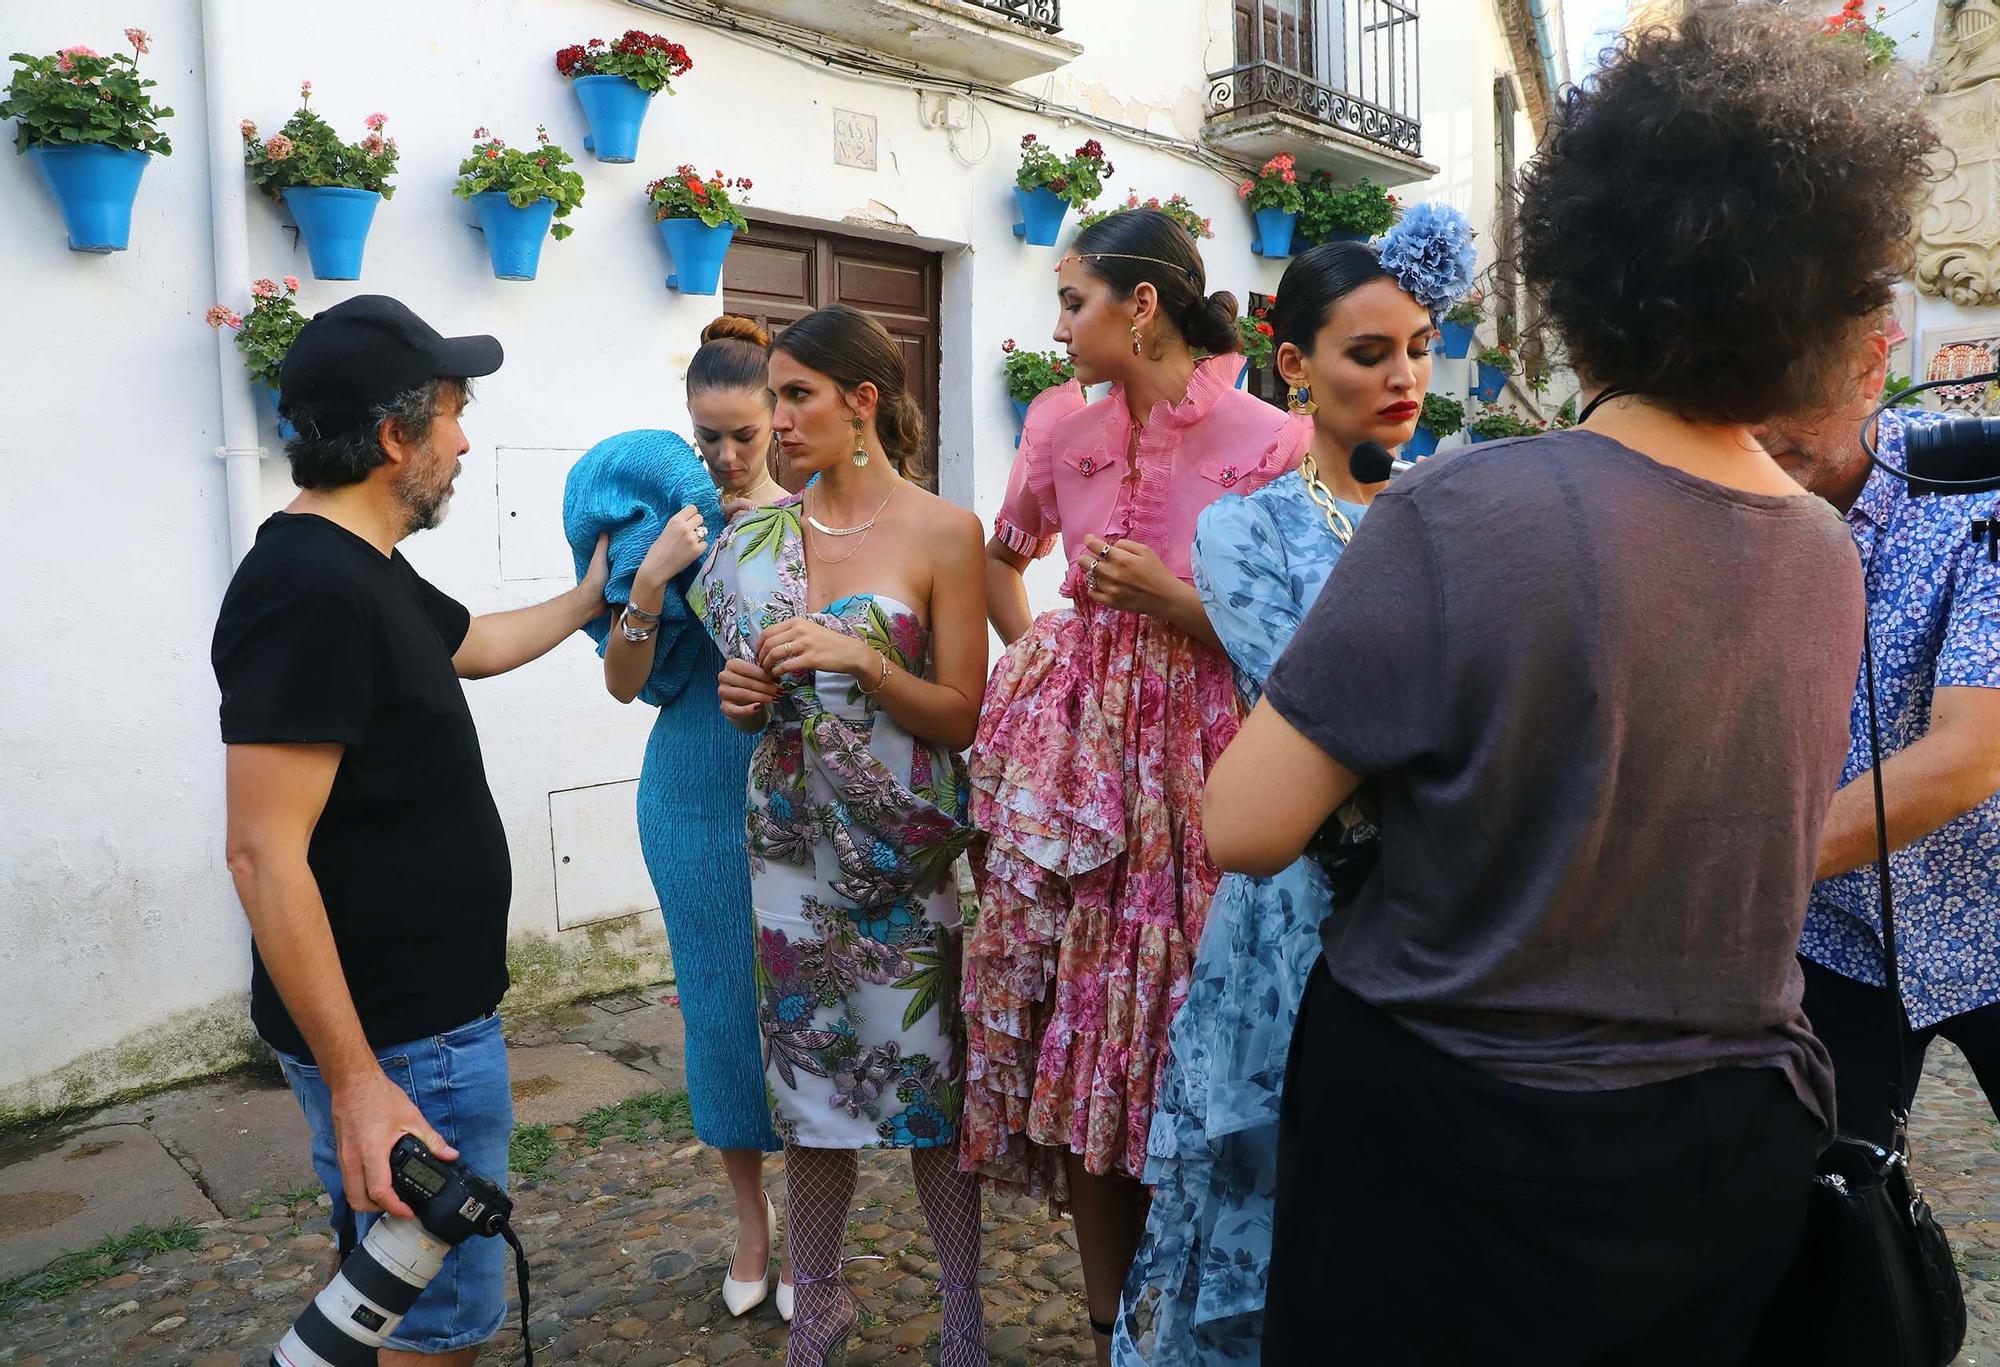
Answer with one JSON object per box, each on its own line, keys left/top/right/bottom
{"left": 961, "top": 208, "right": 1308, "bottom": 1363}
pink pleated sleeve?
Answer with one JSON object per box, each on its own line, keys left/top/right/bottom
{"left": 993, "top": 381, "right": 1090, "bottom": 559}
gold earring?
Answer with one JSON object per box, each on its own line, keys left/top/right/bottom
{"left": 1288, "top": 383, "right": 1318, "bottom": 417}
{"left": 850, "top": 416, "right": 869, "bottom": 468}
{"left": 1131, "top": 324, "right": 1143, "bottom": 357}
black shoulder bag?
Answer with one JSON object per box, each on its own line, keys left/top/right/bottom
{"left": 1757, "top": 606, "right": 1967, "bottom": 1366}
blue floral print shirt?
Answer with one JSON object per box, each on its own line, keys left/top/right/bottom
{"left": 1799, "top": 409, "right": 2000, "bottom": 1029}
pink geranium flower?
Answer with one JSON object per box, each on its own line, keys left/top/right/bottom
{"left": 282, "top": 275, "right": 301, "bottom": 292}
{"left": 55, "top": 46, "right": 99, "bottom": 72}
{"left": 364, "top": 112, "right": 387, "bottom": 131}
{"left": 124, "top": 28, "right": 150, "bottom": 55}
{"left": 251, "top": 278, "right": 279, "bottom": 299}
{"left": 239, "top": 118, "right": 257, "bottom": 138}
{"left": 204, "top": 304, "right": 236, "bottom": 329}
{"left": 264, "top": 133, "right": 294, "bottom": 160}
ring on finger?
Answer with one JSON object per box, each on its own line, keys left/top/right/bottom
{"left": 1095, "top": 544, "right": 1112, "bottom": 562}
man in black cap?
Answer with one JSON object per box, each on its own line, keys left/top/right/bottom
{"left": 212, "top": 296, "right": 607, "bottom": 1365}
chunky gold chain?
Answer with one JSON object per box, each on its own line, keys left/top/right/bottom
{"left": 1298, "top": 453, "right": 1356, "bottom": 546}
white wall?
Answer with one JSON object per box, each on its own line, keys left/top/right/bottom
{"left": 0, "top": 0, "right": 1325, "bottom": 1115}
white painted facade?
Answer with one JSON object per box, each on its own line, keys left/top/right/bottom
{"left": 0, "top": 0, "right": 1553, "bottom": 1117}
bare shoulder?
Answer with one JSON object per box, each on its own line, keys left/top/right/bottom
{"left": 902, "top": 485, "right": 984, "bottom": 547}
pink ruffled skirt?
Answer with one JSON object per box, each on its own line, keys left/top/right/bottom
{"left": 960, "top": 601, "right": 1243, "bottom": 1198}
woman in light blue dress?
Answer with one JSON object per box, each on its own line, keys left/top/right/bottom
{"left": 1115, "top": 206, "right": 1476, "bottom": 1366}
{"left": 564, "top": 316, "right": 798, "bottom": 1322}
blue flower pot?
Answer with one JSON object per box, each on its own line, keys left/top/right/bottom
{"left": 1405, "top": 425, "right": 1441, "bottom": 459}
{"left": 1250, "top": 207, "right": 1298, "bottom": 258}
{"left": 1467, "top": 428, "right": 1493, "bottom": 444}
{"left": 1326, "top": 228, "right": 1372, "bottom": 245}
{"left": 1472, "top": 362, "right": 1508, "bottom": 404}
{"left": 572, "top": 74, "right": 653, "bottom": 163}
{"left": 658, "top": 218, "right": 735, "bottom": 295}
{"left": 1011, "top": 397, "right": 1031, "bottom": 426}
{"left": 469, "top": 192, "right": 557, "bottom": 281}
{"left": 1437, "top": 320, "right": 1475, "bottom": 359}
{"left": 283, "top": 186, "right": 381, "bottom": 281}
{"left": 1012, "top": 186, "right": 1068, "bottom": 247}
{"left": 261, "top": 386, "right": 299, "bottom": 441}
{"left": 27, "top": 144, "right": 149, "bottom": 252}
{"left": 1235, "top": 360, "right": 1251, "bottom": 389}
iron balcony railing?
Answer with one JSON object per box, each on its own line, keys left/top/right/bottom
{"left": 1209, "top": 0, "right": 1421, "bottom": 158}
{"left": 962, "top": 0, "right": 1062, "bottom": 34}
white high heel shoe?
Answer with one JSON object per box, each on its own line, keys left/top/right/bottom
{"left": 722, "top": 1193, "right": 777, "bottom": 1317}
{"left": 774, "top": 1196, "right": 793, "bottom": 1322}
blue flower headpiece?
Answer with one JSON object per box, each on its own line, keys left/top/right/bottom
{"left": 1374, "top": 202, "right": 1477, "bottom": 319}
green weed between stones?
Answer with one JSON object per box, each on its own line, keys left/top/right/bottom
{"left": 508, "top": 1089, "right": 694, "bottom": 1175}
{"left": 0, "top": 1219, "right": 202, "bottom": 1319}
{"left": 510, "top": 1123, "right": 559, "bottom": 1174}
{"left": 577, "top": 1090, "right": 693, "bottom": 1146}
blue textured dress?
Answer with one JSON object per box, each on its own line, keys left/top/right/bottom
{"left": 564, "top": 430, "right": 780, "bottom": 1153}
{"left": 1113, "top": 474, "right": 1366, "bottom": 1366}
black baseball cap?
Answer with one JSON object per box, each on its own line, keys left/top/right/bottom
{"left": 279, "top": 295, "right": 504, "bottom": 439}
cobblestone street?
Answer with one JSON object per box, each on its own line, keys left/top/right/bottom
{"left": 1, "top": 991, "right": 1995, "bottom": 1366}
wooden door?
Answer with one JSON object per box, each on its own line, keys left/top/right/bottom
{"left": 723, "top": 223, "right": 942, "bottom": 491}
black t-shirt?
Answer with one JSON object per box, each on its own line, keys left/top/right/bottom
{"left": 211, "top": 512, "right": 511, "bottom": 1058}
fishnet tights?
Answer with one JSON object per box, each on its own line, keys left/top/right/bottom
{"left": 783, "top": 1142, "right": 987, "bottom": 1366}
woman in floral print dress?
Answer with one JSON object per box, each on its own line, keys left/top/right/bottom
{"left": 962, "top": 208, "right": 1308, "bottom": 1364}
{"left": 693, "top": 304, "right": 991, "bottom": 1367}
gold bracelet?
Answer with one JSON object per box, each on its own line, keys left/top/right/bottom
{"left": 856, "top": 651, "right": 893, "bottom": 696}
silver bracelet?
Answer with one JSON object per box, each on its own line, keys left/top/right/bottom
{"left": 620, "top": 607, "right": 660, "bottom": 643}
{"left": 622, "top": 599, "right": 664, "bottom": 625}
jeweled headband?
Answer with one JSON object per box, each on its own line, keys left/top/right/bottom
{"left": 1056, "top": 251, "right": 1198, "bottom": 279}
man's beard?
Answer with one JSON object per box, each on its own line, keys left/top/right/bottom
{"left": 395, "top": 449, "right": 455, "bottom": 533}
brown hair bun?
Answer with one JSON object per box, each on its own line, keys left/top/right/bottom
{"left": 701, "top": 314, "right": 771, "bottom": 348}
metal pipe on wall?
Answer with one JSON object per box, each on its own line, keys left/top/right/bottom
{"left": 199, "top": 0, "right": 265, "bottom": 567}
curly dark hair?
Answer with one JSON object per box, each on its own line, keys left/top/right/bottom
{"left": 1516, "top": 6, "right": 1935, "bottom": 424}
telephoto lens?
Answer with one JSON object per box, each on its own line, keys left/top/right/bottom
{"left": 271, "top": 1136, "right": 513, "bottom": 1367}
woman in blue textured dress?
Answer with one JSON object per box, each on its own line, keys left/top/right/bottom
{"left": 564, "top": 315, "right": 796, "bottom": 1322}
{"left": 1113, "top": 207, "right": 1475, "bottom": 1367}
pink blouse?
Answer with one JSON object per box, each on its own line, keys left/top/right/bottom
{"left": 995, "top": 354, "right": 1309, "bottom": 599}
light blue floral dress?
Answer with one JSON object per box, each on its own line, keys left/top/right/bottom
{"left": 1114, "top": 473, "right": 1368, "bottom": 1366}
{"left": 691, "top": 495, "right": 974, "bottom": 1150}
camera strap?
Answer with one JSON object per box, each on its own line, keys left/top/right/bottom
{"left": 1860, "top": 590, "right": 1912, "bottom": 1153}
{"left": 501, "top": 1220, "right": 535, "bottom": 1367}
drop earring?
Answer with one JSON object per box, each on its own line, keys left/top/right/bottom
{"left": 850, "top": 416, "right": 870, "bottom": 468}
{"left": 1131, "top": 323, "right": 1143, "bottom": 357}
{"left": 1288, "top": 383, "right": 1318, "bottom": 417}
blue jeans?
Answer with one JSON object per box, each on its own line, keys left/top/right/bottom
{"left": 276, "top": 1012, "right": 513, "bottom": 1353}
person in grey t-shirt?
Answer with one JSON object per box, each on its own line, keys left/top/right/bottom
{"left": 1202, "top": 11, "right": 1941, "bottom": 1365}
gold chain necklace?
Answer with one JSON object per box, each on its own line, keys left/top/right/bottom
{"left": 1299, "top": 454, "right": 1357, "bottom": 546}
{"left": 737, "top": 476, "right": 786, "bottom": 507}
{"left": 806, "top": 485, "right": 895, "bottom": 565}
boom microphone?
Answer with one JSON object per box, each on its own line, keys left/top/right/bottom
{"left": 1350, "top": 441, "right": 1414, "bottom": 484}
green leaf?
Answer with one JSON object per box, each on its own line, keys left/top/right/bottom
{"left": 894, "top": 948, "right": 946, "bottom": 1032}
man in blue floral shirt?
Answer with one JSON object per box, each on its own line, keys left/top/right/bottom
{"left": 1759, "top": 326, "right": 2000, "bottom": 1148}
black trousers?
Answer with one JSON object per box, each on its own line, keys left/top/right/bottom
{"left": 1262, "top": 962, "right": 1819, "bottom": 1367}
{"left": 1799, "top": 954, "right": 2000, "bottom": 1149}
